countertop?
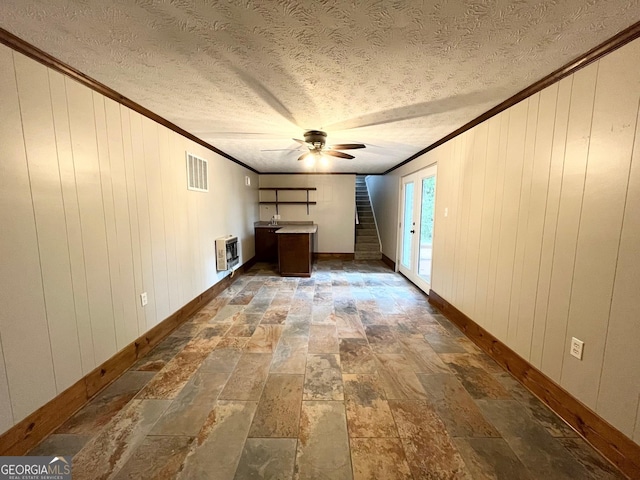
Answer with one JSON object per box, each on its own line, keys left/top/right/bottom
{"left": 275, "top": 225, "right": 318, "bottom": 234}
{"left": 254, "top": 221, "right": 314, "bottom": 229}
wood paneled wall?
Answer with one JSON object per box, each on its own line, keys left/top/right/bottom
{"left": 0, "top": 45, "right": 259, "bottom": 434}
{"left": 369, "top": 37, "right": 640, "bottom": 444}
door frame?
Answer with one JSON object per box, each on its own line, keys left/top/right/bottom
{"left": 396, "top": 163, "right": 438, "bottom": 293}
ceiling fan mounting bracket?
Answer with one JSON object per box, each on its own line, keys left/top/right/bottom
{"left": 303, "top": 130, "right": 327, "bottom": 149}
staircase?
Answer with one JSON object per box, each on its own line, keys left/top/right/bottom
{"left": 355, "top": 176, "right": 382, "bottom": 260}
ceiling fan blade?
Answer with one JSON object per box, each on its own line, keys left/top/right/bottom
{"left": 329, "top": 143, "right": 366, "bottom": 150}
{"left": 297, "top": 152, "right": 312, "bottom": 162}
{"left": 325, "top": 150, "right": 355, "bottom": 160}
{"left": 293, "top": 138, "right": 308, "bottom": 145}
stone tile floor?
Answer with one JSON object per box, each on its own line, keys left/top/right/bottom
{"left": 29, "top": 260, "right": 625, "bottom": 479}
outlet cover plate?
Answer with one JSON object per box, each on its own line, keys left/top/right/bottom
{"left": 140, "top": 292, "right": 148, "bottom": 307}
{"left": 570, "top": 337, "right": 584, "bottom": 360}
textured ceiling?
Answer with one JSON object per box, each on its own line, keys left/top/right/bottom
{"left": 1, "top": 0, "right": 639, "bottom": 173}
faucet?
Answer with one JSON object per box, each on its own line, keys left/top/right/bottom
{"left": 270, "top": 215, "right": 278, "bottom": 226}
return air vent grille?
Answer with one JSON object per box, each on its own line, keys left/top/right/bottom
{"left": 186, "top": 152, "right": 208, "bottom": 192}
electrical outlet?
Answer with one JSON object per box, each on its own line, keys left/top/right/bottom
{"left": 444, "top": 207, "right": 448, "bottom": 217}
{"left": 570, "top": 337, "right": 584, "bottom": 360}
{"left": 274, "top": 214, "right": 281, "bottom": 220}
{"left": 140, "top": 292, "right": 148, "bottom": 307}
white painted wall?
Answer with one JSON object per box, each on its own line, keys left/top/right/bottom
{"left": 0, "top": 45, "right": 259, "bottom": 433}
{"left": 368, "top": 38, "right": 640, "bottom": 444}
{"left": 259, "top": 175, "right": 355, "bottom": 253}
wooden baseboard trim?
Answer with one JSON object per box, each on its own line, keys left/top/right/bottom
{"left": 313, "top": 253, "right": 355, "bottom": 261}
{"left": 428, "top": 289, "right": 640, "bottom": 479}
{"left": 381, "top": 253, "right": 396, "bottom": 271}
{"left": 0, "top": 258, "right": 255, "bottom": 456}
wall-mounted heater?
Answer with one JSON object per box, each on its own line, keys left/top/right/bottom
{"left": 216, "top": 235, "right": 239, "bottom": 271}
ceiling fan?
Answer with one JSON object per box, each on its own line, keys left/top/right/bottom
{"left": 292, "top": 130, "right": 366, "bottom": 161}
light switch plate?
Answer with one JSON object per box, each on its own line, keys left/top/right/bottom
{"left": 570, "top": 337, "right": 584, "bottom": 360}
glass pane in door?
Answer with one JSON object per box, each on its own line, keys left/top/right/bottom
{"left": 401, "top": 182, "right": 414, "bottom": 268}
{"left": 418, "top": 176, "right": 436, "bottom": 284}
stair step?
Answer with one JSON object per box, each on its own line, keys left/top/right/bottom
{"left": 356, "top": 244, "right": 380, "bottom": 252}
{"left": 354, "top": 251, "right": 382, "bottom": 260}
{"left": 355, "top": 237, "right": 378, "bottom": 244}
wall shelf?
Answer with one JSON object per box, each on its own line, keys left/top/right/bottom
{"left": 258, "top": 187, "right": 317, "bottom": 214}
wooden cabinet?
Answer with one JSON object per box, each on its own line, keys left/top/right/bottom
{"left": 278, "top": 233, "right": 313, "bottom": 277}
{"left": 276, "top": 226, "right": 317, "bottom": 277}
{"left": 255, "top": 226, "right": 279, "bottom": 262}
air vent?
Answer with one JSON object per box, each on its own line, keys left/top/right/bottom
{"left": 186, "top": 152, "right": 208, "bottom": 192}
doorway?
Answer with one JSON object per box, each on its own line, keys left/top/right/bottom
{"left": 398, "top": 164, "right": 437, "bottom": 292}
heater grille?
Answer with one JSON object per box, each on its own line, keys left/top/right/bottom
{"left": 186, "top": 152, "right": 208, "bottom": 192}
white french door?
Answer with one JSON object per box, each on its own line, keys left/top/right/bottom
{"left": 398, "top": 165, "right": 437, "bottom": 292}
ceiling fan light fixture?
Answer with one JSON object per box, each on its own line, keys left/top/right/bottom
{"left": 304, "top": 154, "right": 315, "bottom": 167}
{"left": 295, "top": 130, "right": 365, "bottom": 166}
